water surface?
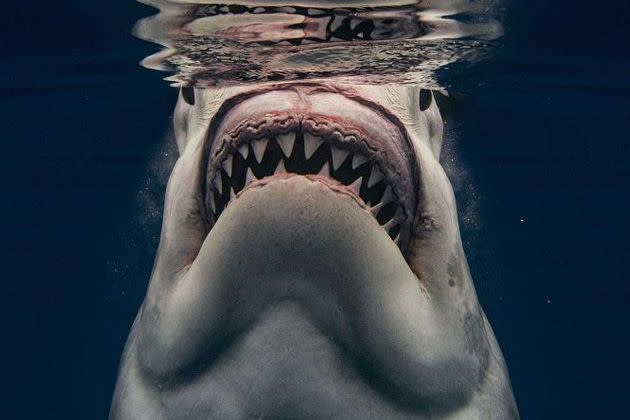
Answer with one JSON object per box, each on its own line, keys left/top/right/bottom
{"left": 136, "top": 0, "right": 503, "bottom": 87}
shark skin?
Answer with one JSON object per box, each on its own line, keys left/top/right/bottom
{"left": 110, "top": 82, "right": 519, "bottom": 419}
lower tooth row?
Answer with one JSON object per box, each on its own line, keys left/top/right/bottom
{"left": 210, "top": 185, "right": 400, "bottom": 241}
{"left": 212, "top": 163, "right": 400, "bottom": 229}
{"left": 219, "top": 155, "right": 380, "bottom": 199}
{"left": 213, "top": 152, "right": 392, "bottom": 206}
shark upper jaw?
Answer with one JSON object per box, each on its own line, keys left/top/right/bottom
{"left": 204, "top": 85, "right": 418, "bottom": 253}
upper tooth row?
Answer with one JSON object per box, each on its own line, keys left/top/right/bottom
{"left": 211, "top": 133, "right": 399, "bottom": 225}
{"left": 216, "top": 133, "right": 387, "bottom": 191}
{"left": 229, "top": 133, "right": 371, "bottom": 170}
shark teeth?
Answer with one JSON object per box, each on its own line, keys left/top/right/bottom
{"left": 348, "top": 177, "right": 363, "bottom": 196}
{"left": 367, "top": 166, "right": 384, "bottom": 188}
{"left": 252, "top": 138, "right": 269, "bottom": 163}
{"left": 214, "top": 172, "right": 222, "bottom": 194}
{"left": 209, "top": 129, "right": 405, "bottom": 248}
{"left": 382, "top": 208, "right": 402, "bottom": 231}
{"left": 303, "top": 133, "right": 323, "bottom": 159}
{"left": 222, "top": 154, "right": 233, "bottom": 177}
{"left": 274, "top": 159, "right": 287, "bottom": 174}
{"left": 208, "top": 193, "right": 216, "bottom": 213}
{"left": 370, "top": 200, "right": 386, "bottom": 214}
{"left": 317, "top": 161, "right": 330, "bottom": 177}
{"left": 380, "top": 185, "right": 395, "bottom": 204}
{"left": 352, "top": 153, "right": 368, "bottom": 169}
{"left": 245, "top": 167, "right": 256, "bottom": 185}
{"left": 238, "top": 144, "right": 249, "bottom": 160}
{"left": 331, "top": 147, "right": 350, "bottom": 170}
{"left": 276, "top": 133, "right": 295, "bottom": 158}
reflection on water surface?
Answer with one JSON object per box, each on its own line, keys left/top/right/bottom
{"left": 136, "top": 0, "right": 504, "bottom": 87}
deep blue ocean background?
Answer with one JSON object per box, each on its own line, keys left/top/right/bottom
{"left": 2, "top": 1, "right": 629, "bottom": 418}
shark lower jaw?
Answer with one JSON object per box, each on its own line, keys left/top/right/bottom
{"left": 205, "top": 88, "right": 418, "bottom": 253}
{"left": 172, "top": 176, "right": 442, "bottom": 412}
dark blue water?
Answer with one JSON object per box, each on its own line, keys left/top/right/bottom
{"left": 2, "top": 1, "right": 629, "bottom": 418}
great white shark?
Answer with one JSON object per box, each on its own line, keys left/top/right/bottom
{"left": 110, "top": 81, "right": 518, "bottom": 418}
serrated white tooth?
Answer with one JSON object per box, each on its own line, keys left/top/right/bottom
{"left": 370, "top": 200, "right": 385, "bottom": 215}
{"left": 331, "top": 147, "right": 350, "bottom": 170}
{"left": 274, "top": 159, "right": 287, "bottom": 174}
{"left": 347, "top": 177, "right": 363, "bottom": 196}
{"left": 222, "top": 154, "right": 233, "bottom": 177}
{"left": 352, "top": 153, "right": 368, "bottom": 169}
{"left": 238, "top": 144, "right": 249, "bottom": 160}
{"left": 230, "top": 187, "right": 236, "bottom": 200}
{"left": 208, "top": 193, "right": 216, "bottom": 213}
{"left": 382, "top": 214, "right": 401, "bottom": 232}
{"left": 303, "top": 133, "right": 323, "bottom": 159}
{"left": 367, "top": 166, "right": 385, "bottom": 188}
{"left": 317, "top": 161, "right": 330, "bottom": 176}
{"left": 382, "top": 208, "right": 403, "bottom": 231}
{"left": 381, "top": 185, "right": 395, "bottom": 204}
{"left": 214, "top": 172, "right": 222, "bottom": 194}
{"left": 252, "top": 138, "right": 269, "bottom": 163}
{"left": 330, "top": 16, "right": 344, "bottom": 32}
{"left": 276, "top": 133, "right": 295, "bottom": 158}
{"left": 393, "top": 233, "right": 401, "bottom": 245}
{"left": 350, "top": 18, "right": 361, "bottom": 30}
{"left": 245, "top": 167, "right": 257, "bottom": 185}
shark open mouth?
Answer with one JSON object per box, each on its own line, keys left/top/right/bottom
{"left": 204, "top": 88, "right": 418, "bottom": 253}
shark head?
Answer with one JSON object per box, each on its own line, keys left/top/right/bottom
{"left": 111, "top": 82, "right": 518, "bottom": 419}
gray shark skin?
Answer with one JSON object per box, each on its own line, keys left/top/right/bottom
{"left": 110, "top": 83, "right": 518, "bottom": 419}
